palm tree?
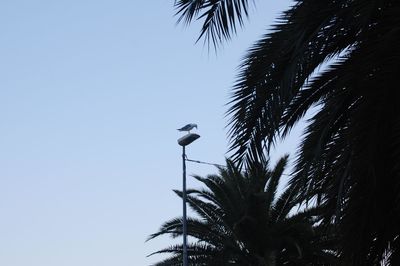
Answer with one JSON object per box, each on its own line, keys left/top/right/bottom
{"left": 148, "top": 156, "right": 336, "bottom": 265}
{"left": 173, "top": 0, "right": 400, "bottom": 264}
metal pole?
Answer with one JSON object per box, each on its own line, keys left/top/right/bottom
{"left": 182, "top": 145, "right": 188, "bottom": 266}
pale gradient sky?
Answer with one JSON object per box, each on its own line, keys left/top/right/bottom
{"left": 0, "top": 1, "right": 299, "bottom": 265}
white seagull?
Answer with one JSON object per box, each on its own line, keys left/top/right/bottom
{"left": 177, "top": 123, "right": 198, "bottom": 133}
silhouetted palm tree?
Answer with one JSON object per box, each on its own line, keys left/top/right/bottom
{"left": 174, "top": 0, "right": 400, "bottom": 264}
{"left": 148, "top": 156, "right": 336, "bottom": 265}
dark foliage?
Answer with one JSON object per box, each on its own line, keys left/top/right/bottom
{"left": 174, "top": 0, "right": 400, "bottom": 264}
{"left": 148, "top": 157, "right": 336, "bottom": 265}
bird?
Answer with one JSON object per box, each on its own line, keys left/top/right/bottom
{"left": 177, "top": 123, "right": 198, "bottom": 133}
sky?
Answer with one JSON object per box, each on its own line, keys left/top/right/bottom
{"left": 0, "top": 1, "right": 298, "bottom": 265}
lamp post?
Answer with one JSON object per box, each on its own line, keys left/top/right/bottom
{"left": 177, "top": 132, "right": 200, "bottom": 266}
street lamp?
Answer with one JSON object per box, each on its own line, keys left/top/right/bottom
{"left": 177, "top": 131, "right": 200, "bottom": 266}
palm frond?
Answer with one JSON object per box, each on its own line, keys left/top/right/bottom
{"left": 174, "top": 0, "right": 253, "bottom": 47}
{"left": 227, "top": 0, "right": 378, "bottom": 163}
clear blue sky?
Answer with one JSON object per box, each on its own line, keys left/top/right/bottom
{"left": 0, "top": 1, "right": 297, "bottom": 265}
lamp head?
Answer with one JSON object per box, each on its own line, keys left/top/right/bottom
{"left": 178, "top": 133, "right": 200, "bottom": 146}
